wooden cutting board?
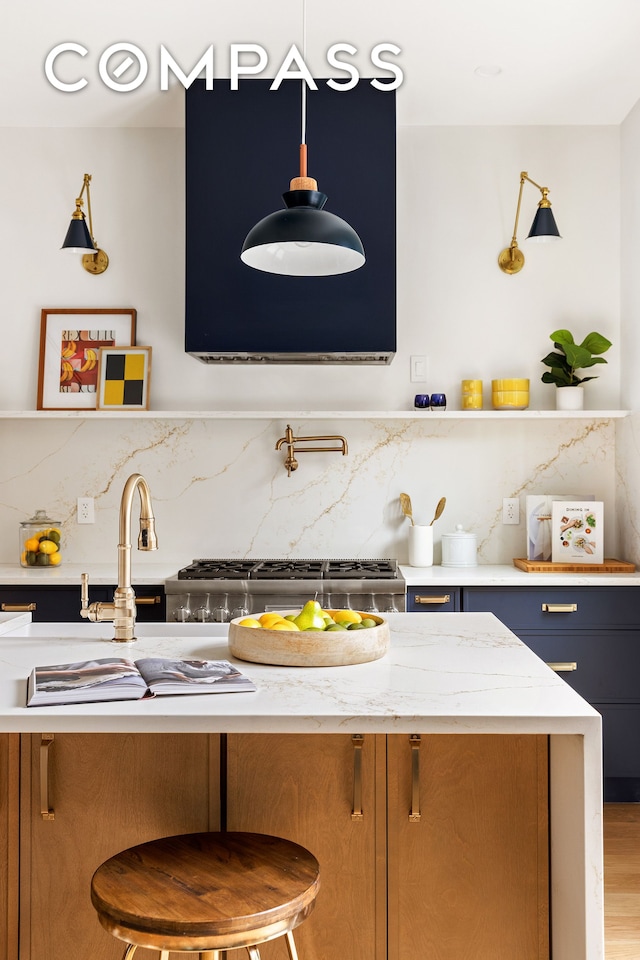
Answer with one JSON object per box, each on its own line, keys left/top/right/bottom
{"left": 514, "top": 558, "right": 636, "bottom": 573}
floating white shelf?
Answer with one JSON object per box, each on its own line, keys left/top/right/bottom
{"left": 0, "top": 409, "right": 631, "bottom": 421}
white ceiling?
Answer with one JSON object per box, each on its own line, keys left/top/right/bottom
{"left": 3, "top": 0, "right": 640, "bottom": 127}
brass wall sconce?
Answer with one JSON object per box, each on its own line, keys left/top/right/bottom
{"left": 61, "top": 173, "right": 109, "bottom": 275}
{"left": 275, "top": 424, "right": 348, "bottom": 477}
{"left": 498, "top": 170, "right": 561, "bottom": 275}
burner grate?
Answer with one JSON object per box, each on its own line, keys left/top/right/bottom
{"left": 178, "top": 559, "right": 259, "bottom": 580}
{"left": 252, "top": 560, "right": 325, "bottom": 579}
{"left": 324, "top": 559, "right": 398, "bottom": 579}
{"left": 176, "top": 558, "right": 400, "bottom": 581}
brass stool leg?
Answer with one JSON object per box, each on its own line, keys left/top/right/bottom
{"left": 122, "top": 946, "right": 137, "bottom": 960}
{"left": 284, "top": 931, "right": 299, "bottom": 960}
{"left": 199, "top": 953, "right": 220, "bottom": 960}
{"left": 159, "top": 952, "right": 170, "bottom": 960}
{"left": 246, "top": 948, "right": 261, "bottom": 960}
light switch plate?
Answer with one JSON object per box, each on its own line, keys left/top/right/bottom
{"left": 410, "top": 355, "right": 428, "bottom": 382}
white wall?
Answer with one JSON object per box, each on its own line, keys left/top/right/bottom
{"left": 0, "top": 123, "right": 621, "bottom": 411}
{"left": 616, "top": 98, "right": 640, "bottom": 562}
{"left": 0, "top": 121, "right": 624, "bottom": 566}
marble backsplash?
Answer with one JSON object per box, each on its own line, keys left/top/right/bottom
{"left": 0, "top": 415, "right": 622, "bottom": 570}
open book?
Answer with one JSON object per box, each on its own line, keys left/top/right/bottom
{"left": 26, "top": 656, "right": 256, "bottom": 707}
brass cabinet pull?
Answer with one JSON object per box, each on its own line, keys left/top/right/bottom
{"left": 40, "top": 734, "right": 55, "bottom": 821}
{"left": 134, "top": 596, "right": 162, "bottom": 606}
{"left": 414, "top": 595, "right": 451, "bottom": 605}
{"left": 351, "top": 734, "right": 364, "bottom": 821}
{"left": 409, "top": 734, "right": 421, "bottom": 822}
{"left": 542, "top": 603, "right": 578, "bottom": 613}
{"left": 1, "top": 602, "right": 36, "bottom": 612}
{"left": 547, "top": 661, "right": 578, "bottom": 672}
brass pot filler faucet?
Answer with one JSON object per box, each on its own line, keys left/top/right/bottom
{"left": 275, "top": 424, "right": 348, "bottom": 477}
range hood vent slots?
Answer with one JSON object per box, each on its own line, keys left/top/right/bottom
{"left": 185, "top": 80, "right": 397, "bottom": 365}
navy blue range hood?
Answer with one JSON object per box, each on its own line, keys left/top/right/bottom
{"left": 185, "top": 79, "right": 396, "bottom": 364}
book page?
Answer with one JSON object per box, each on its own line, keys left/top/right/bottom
{"left": 27, "top": 658, "right": 147, "bottom": 706}
{"left": 135, "top": 658, "right": 256, "bottom": 695}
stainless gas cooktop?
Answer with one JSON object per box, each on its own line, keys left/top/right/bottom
{"left": 164, "top": 559, "right": 406, "bottom": 620}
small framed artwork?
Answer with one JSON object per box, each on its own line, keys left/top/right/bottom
{"left": 96, "top": 346, "right": 152, "bottom": 411}
{"left": 37, "top": 308, "right": 137, "bottom": 410}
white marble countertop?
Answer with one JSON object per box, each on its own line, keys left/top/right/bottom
{"left": 0, "top": 612, "right": 599, "bottom": 734}
{"left": 1, "top": 561, "right": 638, "bottom": 588}
{"left": 399, "top": 562, "right": 640, "bottom": 586}
{"left": 0, "top": 562, "right": 182, "bottom": 586}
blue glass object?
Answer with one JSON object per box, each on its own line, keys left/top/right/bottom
{"left": 414, "top": 394, "right": 430, "bottom": 409}
{"left": 430, "top": 393, "right": 447, "bottom": 411}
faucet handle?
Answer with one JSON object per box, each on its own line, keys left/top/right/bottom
{"left": 80, "top": 572, "right": 90, "bottom": 610}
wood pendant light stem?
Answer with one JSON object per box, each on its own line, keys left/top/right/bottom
{"left": 290, "top": 144, "right": 317, "bottom": 192}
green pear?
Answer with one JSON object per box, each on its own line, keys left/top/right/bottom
{"left": 294, "top": 599, "right": 326, "bottom": 631}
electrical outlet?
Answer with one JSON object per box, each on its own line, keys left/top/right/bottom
{"left": 502, "top": 498, "right": 520, "bottom": 525}
{"left": 77, "top": 497, "right": 95, "bottom": 524}
{"left": 410, "top": 355, "right": 428, "bottom": 383}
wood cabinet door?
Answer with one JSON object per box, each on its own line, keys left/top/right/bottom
{"left": 0, "top": 735, "right": 19, "bottom": 960}
{"left": 20, "top": 733, "right": 219, "bottom": 960}
{"left": 387, "top": 734, "right": 549, "bottom": 960}
{"left": 226, "top": 733, "right": 385, "bottom": 960}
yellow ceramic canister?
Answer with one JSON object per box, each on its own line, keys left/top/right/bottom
{"left": 461, "top": 379, "right": 483, "bottom": 409}
{"left": 491, "top": 378, "right": 530, "bottom": 410}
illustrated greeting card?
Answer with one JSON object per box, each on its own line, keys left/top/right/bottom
{"left": 551, "top": 501, "right": 603, "bottom": 564}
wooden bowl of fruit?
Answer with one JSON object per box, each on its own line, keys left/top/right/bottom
{"left": 228, "top": 600, "right": 390, "bottom": 667}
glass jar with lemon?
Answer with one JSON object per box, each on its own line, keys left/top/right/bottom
{"left": 19, "top": 510, "right": 62, "bottom": 567}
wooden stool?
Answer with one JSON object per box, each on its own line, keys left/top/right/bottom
{"left": 90, "top": 832, "right": 320, "bottom": 960}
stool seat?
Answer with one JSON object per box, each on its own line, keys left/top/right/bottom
{"left": 90, "top": 832, "right": 320, "bottom": 954}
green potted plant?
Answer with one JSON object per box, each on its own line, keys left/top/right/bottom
{"left": 541, "top": 328, "right": 612, "bottom": 410}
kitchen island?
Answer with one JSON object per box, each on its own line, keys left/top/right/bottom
{"left": 0, "top": 613, "right": 602, "bottom": 960}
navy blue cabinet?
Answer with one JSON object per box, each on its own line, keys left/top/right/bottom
{"left": 406, "top": 587, "right": 460, "bottom": 612}
{"left": 0, "top": 585, "right": 165, "bottom": 622}
{"left": 410, "top": 583, "right": 640, "bottom": 801}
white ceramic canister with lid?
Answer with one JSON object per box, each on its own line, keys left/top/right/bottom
{"left": 440, "top": 524, "right": 477, "bottom": 567}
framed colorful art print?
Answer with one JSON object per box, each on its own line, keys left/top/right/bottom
{"left": 37, "top": 308, "right": 137, "bottom": 410}
{"left": 96, "top": 346, "right": 152, "bottom": 411}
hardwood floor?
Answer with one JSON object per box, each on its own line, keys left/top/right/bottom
{"left": 604, "top": 804, "right": 640, "bottom": 958}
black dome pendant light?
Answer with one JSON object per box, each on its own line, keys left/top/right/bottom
{"left": 240, "top": 2, "right": 365, "bottom": 276}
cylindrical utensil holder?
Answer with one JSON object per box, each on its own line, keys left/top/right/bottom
{"left": 408, "top": 525, "right": 433, "bottom": 567}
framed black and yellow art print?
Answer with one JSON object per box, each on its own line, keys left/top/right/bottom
{"left": 96, "top": 346, "right": 151, "bottom": 411}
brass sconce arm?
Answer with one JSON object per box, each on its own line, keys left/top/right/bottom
{"left": 498, "top": 170, "right": 560, "bottom": 275}
{"left": 62, "top": 172, "right": 109, "bottom": 275}
{"left": 275, "top": 424, "right": 349, "bottom": 477}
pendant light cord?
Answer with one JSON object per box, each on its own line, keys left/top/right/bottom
{"left": 299, "top": 0, "right": 307, "bottom": 177}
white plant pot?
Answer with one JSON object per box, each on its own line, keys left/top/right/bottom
{"left": 555, "top": 386, "right": 584, "bottom": 411}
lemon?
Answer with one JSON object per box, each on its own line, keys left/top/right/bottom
{"left": 331, "top": 609, "right": 362, "bottom": 624}
{"left": 38, "top": 540, "right": 59, "bottom": 555}
{"left": 270, "top": 621, "right": 300, "bottom": 631}
{"left": 238, "top": 618, "right": 261, "bottom": 628}
{"left": 259, "top": 612, "right": 286, "bottom": 628}
{"left": 49, "top": 552, "right": 62, "bottom": 566}
{"left": 24, "top": 537, "right": 40, "bottom": 553}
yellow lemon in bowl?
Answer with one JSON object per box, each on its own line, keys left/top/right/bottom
{"left": 259, "top": 612, "right": 287, "bottom": 628}
{"left": 270, "top": 621, "right": 301, "bottom": 631}
{"left": 330, "top": 609, "right": 362, "bottom": 624}
{"left": 237, "top": 618, "right": 261, "bottom": 628}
